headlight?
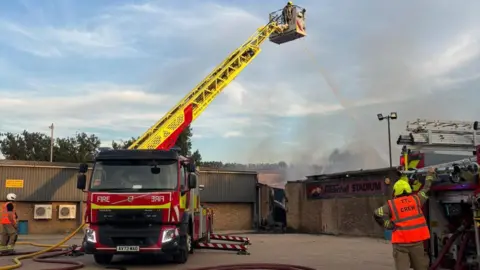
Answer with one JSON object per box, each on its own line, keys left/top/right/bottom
{"left": 161, "top": 228, "right": 179, "bottom": 243}
{"left": 85, "top": 229, "right": 96, "bottom": 243}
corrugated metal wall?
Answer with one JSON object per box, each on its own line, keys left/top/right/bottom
{"left": 0, "top": 160, "right": 90, "bottom": 202}
{"left": 0, "top": 161, "right": 258, "bottom": 203}
{"left": 198, "top": 169, "right": 258, "bottom": 203}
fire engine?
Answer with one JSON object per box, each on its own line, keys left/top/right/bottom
{"left": 75, "top": 4, "right": 307, "bottom": 265}
{"left": 397, "top": 119, "right": 480, "bottom": 269}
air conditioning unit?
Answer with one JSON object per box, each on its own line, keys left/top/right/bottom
{"left": 34, "top": 204, "right": 53, "bottom": 219}
{"left": 58, "top": 205, "right": 76, "bottom": 220}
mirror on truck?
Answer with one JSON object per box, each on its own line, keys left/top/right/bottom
{"left": 187, "top": 162, "right": 196, "bottom": 173}
{"left": 77, "top": 174, "right": 86, "bottom": 190}
{"left": 79, "top": 163, "right": 88, "bottom": 173}
{"left": 188, "top": 173, "right": 197, "bottom": 189}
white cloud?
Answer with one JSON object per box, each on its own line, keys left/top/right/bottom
{"left": 223, "top": 131, "right": 243, "bottom": 138}
{"left": 1, "top": 0, "right": 480, "bottom": 167}
{"left": 421, "top": 31, "right": 480, "bottom": 79}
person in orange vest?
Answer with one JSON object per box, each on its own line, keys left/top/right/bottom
{"left": 373, "top": 167, "right": 435, "bottom": 270}
{"left": 1, "top": 193, "right": 18, "bottom": 251}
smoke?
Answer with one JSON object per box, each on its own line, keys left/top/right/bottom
{"left": 220, "top": 1, "right": 480, "bottom": 184}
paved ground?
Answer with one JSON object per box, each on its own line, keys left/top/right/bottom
{"left": 0, "top": 233, "right": 395, "bottom": 269}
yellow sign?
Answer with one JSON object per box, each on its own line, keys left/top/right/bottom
{"left": 5, "top": 179, "right": 24, "bottom": 188}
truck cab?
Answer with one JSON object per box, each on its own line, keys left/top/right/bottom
{"left": 77, "top": 148, "right": 212, "bottom": 265}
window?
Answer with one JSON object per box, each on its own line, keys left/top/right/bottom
{"left": 89, "top": 159, "right": 178, "bottom": 191}
{"left": 180, "top": 166, "right": 187, "bottom": 188}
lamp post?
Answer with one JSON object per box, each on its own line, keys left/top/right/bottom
{"left": 377, "top": 112, "right": 397, "bottom": 168}
{"left": 48, "top": 123, "right": 54, "bottom": 162}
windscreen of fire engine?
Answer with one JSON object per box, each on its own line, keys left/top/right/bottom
{"left": 89, "top": 159, "right": 178, "bottom": 191}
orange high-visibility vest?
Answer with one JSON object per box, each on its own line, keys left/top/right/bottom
{"left": 387, "top": 195, "right": 430, "bottom": 244}
{"left": 1, "top": 202, "right": 16, "bottom": 225}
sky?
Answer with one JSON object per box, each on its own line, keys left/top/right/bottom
{"left": 0, "top": 0, "right": 480, "bottom": 172}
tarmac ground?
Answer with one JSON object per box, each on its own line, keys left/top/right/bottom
{"left": 0, "top": 233, "right": 395, "bottom": 270}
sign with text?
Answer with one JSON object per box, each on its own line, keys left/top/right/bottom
{"left": 306, "top": 179, "right": 385, "bottom": 199}
{"left": 5, "top": 179, "right": 24, "bottom": 188}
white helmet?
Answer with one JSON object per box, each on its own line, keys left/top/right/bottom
{"left": 6, "top": 193, "right": 16, "bottom": 201}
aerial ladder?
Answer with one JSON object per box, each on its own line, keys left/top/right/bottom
{"left": 120, "top": 4, "right": 306, "bottom": 255}
{"left": 127, "top": 4, "right": 307, "bottom": 150}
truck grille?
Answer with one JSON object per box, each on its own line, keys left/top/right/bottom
{"left": 98, "top": 224, "right": 161, "bottom": 247}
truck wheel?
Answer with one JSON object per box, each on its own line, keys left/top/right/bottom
{"left": 172, "top": 233, "right": 191, "bottom": 264}
{"left": 93, "top": 254, "right": 113, "bottom": 265}
{"left": 188, "top": 230, "right": 194, "bottom": 254}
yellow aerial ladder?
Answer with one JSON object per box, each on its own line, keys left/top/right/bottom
{"left": 128, "top": 4, "right": 307, "bottom": 150}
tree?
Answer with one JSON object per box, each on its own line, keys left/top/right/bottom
{"left": 176, "top": 125, "right": 193, "bottom": 156}
{"left": 112, "top": 137, "right": 138, "bottom": 150}
{"left": 54, "top": 132, "right": 101, "bottom": 163}
{"left": 0, "top": 131, "right": 51, "bottom": 160}
{"left": 0, "top": 130, "right": 101, "bottom": 163}
{"left": 191, "top": 150, "right": 202, "bottom": 165}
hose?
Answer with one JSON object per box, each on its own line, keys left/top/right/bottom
{"left": 454, "top": 232, "right": 472, "bottom": 270}
{"left": 33, "top": 249, "right": 84, "bottom": 270}
{"left": 430, "top": 229, "right": 463, "bottom": 270}
{"left": 0, "top": 222, "right": 86, "bottom": 270}
{"left": 187, "top": 264, "right": 316, "bottom": 270}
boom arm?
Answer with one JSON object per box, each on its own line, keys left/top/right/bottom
{"left": 129, "top": 6, "right": 306, "bottom": 150}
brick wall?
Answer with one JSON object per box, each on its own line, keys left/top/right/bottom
{"left": 7, "top": 201, "right": 252, "bottom": 234}
{"left": 285, "top": 182, "right": 303, "bottom": 230}
{"left": 203, "top": 203, "right": 253, "bottom": 231}
{"left": 259, "top": 185, "right": 271, "bottom": 221}
{"left": 4, "top": 201, "right": 81, "bottom": 234}
{"left": 285, "top": 177, "right": 394, "bottom": 238}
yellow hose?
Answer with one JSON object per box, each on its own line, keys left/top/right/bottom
{"left": 0, "top": 223, "right": 85, "bottom": 270}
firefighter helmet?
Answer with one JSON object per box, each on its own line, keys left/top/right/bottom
{"left": 393, "top": 180, "right": 412, "bottom": 197}
{"left": 6, "top": 193, "right": 16, "bottom": 201}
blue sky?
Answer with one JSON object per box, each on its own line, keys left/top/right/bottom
{"left": 0, "top": 0, "right": 480, "bottom": 169}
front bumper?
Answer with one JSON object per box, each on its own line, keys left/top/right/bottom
{"left": 84, "top": 235, "right": 182, "bottom": 255}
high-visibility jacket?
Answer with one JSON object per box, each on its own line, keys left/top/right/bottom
{"left": 1, "top": 202, "right": 16, "bottom": 225}
{"left": 387, "top": 194, "right": 430, "bottom": 244}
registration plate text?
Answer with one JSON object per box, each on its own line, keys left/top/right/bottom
{"left": 116, "top": 246, "right": 140, "bottom": 252}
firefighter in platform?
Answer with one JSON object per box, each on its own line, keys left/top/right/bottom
{"left": 373, "top": 167, "right": 436, "bottom": 270}
{"left": 282, "top": 1, "right": 294, "bottom": 25}
{"left": 1, "top": 193, "right": 18, "bottom": 251}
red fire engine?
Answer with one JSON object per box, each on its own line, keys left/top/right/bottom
{"left": 76, "top": 4, "right": 307, "bottom": 265}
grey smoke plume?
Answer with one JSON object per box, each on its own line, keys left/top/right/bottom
{"left": 225, "top": 1, "right": 480, "bottom": 184}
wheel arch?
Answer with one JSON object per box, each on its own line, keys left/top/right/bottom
{"left": 180, "top": 212, "right": 193, "bottom": 235}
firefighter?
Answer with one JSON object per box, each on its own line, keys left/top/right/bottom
{"left": 1, "top": 193, "right": 18, "bottom": 251}
{"left": 373, "top": 167, "right": 436, "bottom": 270}
{"left": 282, "top": 1, "right": 294, "bottom": 25}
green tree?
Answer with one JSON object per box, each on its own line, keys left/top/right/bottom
{"left": 191, "top": 149, "right": 202, "bottom": 165}
{"left": 112, "top": 137, "right": 138, "bottom": 150}
{"left": 0, "top": 131, "right": 51, "bottom": 160}
{"left": 176, "top": 125, "right": 193, "bottom": 156}
{"left": 54, "top": 132, "right": 101, "bottom": 163}
{"left": 0, "top": 130, "right": 101, "bottom": 162}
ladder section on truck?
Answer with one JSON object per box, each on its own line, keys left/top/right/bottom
{"left": 128, "top": 17, "right": 294, "bottom": 150}
{"left": 397, "top": 119, "right": 479, "bottom": 152}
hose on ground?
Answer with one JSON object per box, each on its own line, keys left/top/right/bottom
{"left": 17, "top": 242, "right": 70, "bottom": 249}
{"left": 0, "top": 222, "right": 86, "bottom": 270}
{"left": 187, "top": 264, "right": 317, "bottom": 270}
{"left": 33, "top": 249, "right": 84, "bottom": 270}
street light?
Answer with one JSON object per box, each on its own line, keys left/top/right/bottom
{"left": 377, "top": 112, "right": 397, "bottom": 167}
